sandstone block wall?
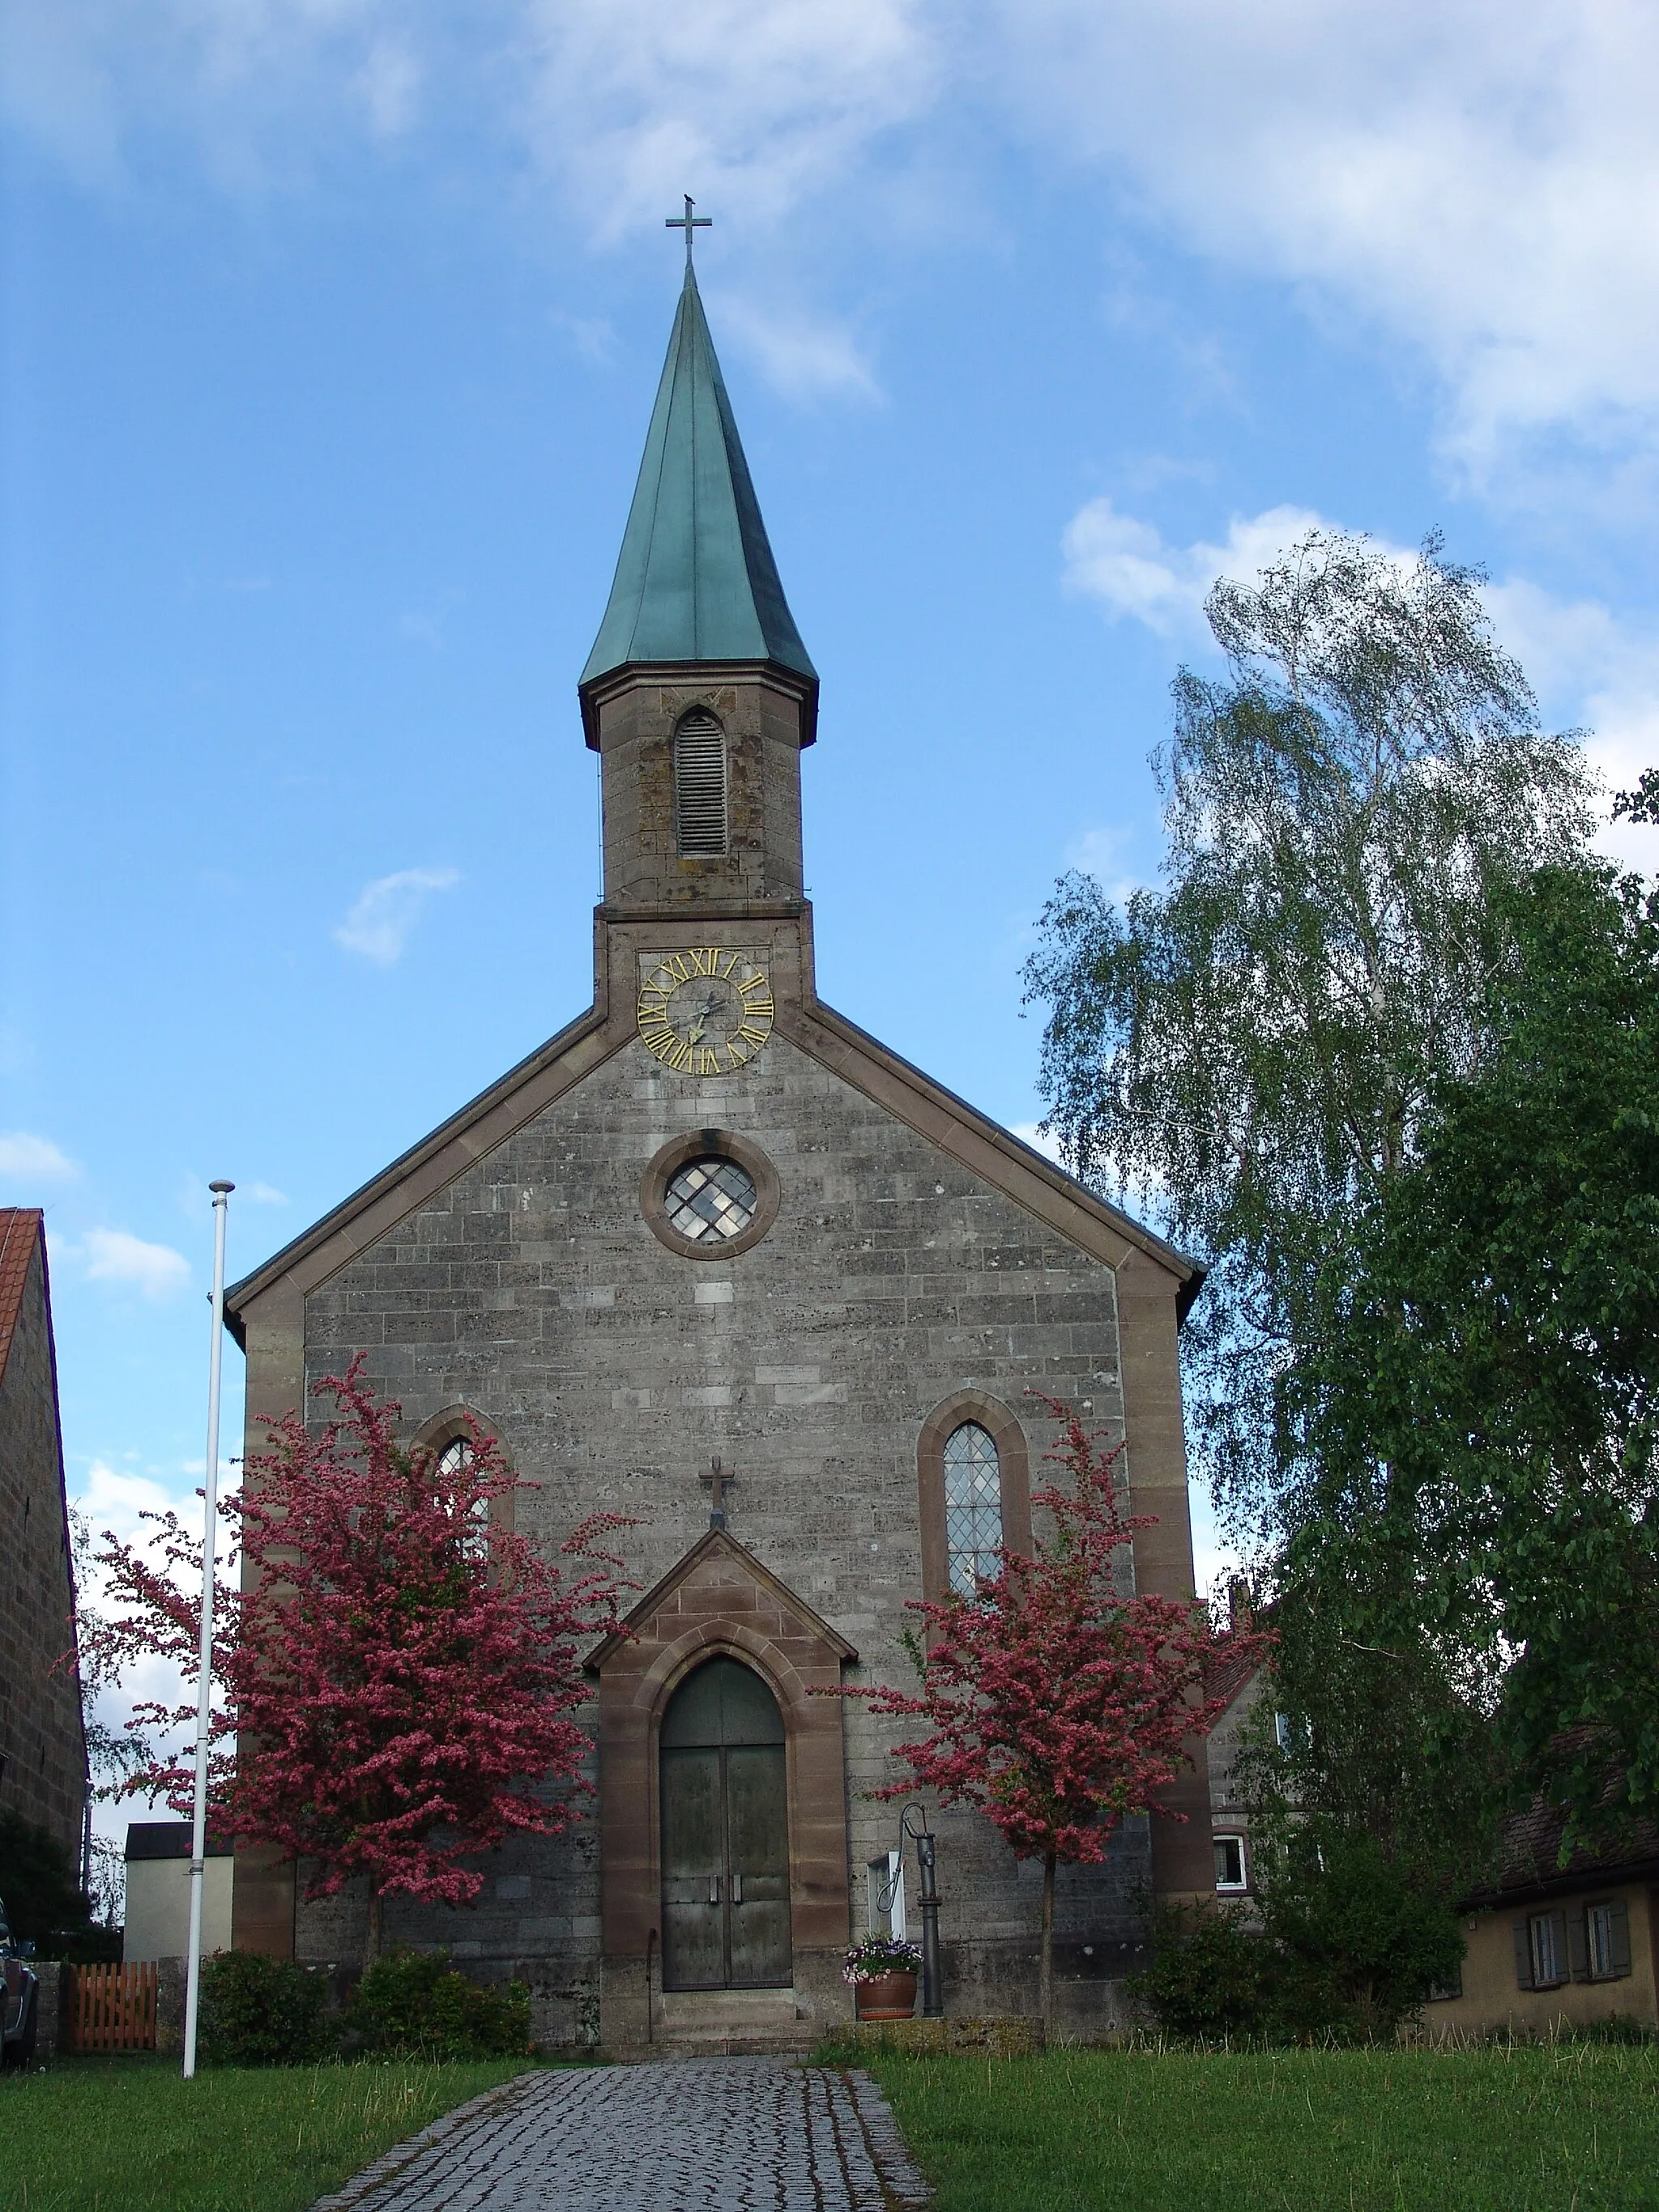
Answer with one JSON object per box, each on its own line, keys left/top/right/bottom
{"left": 298, "top": 1030, "right": 1150, "bottom": 2034}
{"left": 0, "top": 1234, "right": 87, "bottom": 1857}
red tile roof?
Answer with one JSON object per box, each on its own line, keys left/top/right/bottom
{"left": 1471, "top": 1790, "right": 1659, "bottom": 1906}
{"left": 1201, "top": 1595, "right": 1278, "bottom": 1714}
{"left": 0, "top": 1208, "right": 44, "bottom": 1388}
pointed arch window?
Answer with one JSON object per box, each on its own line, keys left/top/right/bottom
{"left": 916, "top": 1393, "right": 1033, "bottom": 1603}
{"left": 434, "top": 1435, "right": 490, "bottom": 1558}
{"left": 674, "top": 708, "right": 727, "bottom": 856}
{"left": 412, "top": 1406, "right": 514, "bottom": 1549}
{"left": 942, "top": 1422, "right": 1003, "bottom": 1593}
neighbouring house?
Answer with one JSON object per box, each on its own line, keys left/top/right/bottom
{"left": 1426, "top": 1799, "right": 1659, "bottom": 2036}
{"left": 222, "top": 257, "right": 1211, "bottom": 2052}
{"left": 0, "top": 1209, "right": 88, "bottom": 1861}
{"left": 1203, "top": 1588, "right": 1274, "bottom": 1905}
{"left": 1204, "top": 1606, "right": 1659, "bottom": 2035}
{"left": 122, "top": 1822, "right": 235, "bottom": 1964}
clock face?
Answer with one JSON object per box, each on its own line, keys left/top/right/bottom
{"left": 636, "top": 948, "right": 774, "bottom": 1073}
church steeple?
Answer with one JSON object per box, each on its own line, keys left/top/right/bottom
{"left": 579, "top": 265, "right": 817, "bottom": 746}
{"left": 581, "top": 253, "right": 818, "bottom": 918}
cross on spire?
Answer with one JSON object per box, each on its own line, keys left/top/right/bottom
{"left": 666, "top": 194, "right": 711, "bottom": 271}
{"left": 702, "top": 1454, "right": 736, "bottom": 1529}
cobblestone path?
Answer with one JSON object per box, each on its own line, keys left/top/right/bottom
{"left": 310, "top": 2057, "right": 933, "bottom": 2211}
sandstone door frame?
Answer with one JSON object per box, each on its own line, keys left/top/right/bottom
{"left": 586, "top": 1529, "right": 856, "bottom": 1980}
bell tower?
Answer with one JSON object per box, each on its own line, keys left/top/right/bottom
{"left": 578, "top": 261, "right": 817, "bottom": 923}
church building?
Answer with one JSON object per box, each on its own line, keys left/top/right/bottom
{"left": 224, "top": 254, "right": 1208, "bottom": 2049}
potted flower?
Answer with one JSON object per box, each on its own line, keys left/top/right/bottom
{"left": 843, "top": 1935, "right": 923, "bottom": 2020}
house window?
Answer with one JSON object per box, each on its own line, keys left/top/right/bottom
{"left": 1518, "top": 1910, "right": 1567, "bottom": 1989}
{"left": 1213, "top": 1835, "right": 1247, "bottom": 1892}
{"left": 1585, "top": 1900, "right": 1632, "bottom": 1980}
{"left": 674, "top": 709, "right": 727, "bottom": 856}
{"left": 942, "top": 1421, "right": 1003, "bottom": 1593}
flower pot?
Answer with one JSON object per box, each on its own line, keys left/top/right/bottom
{"left": 855, "top": 1971, "right": 918, "bottom": 2021}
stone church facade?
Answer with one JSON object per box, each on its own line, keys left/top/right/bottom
{"left": 225, "top": 262, "right": 1208, "bottom": 2050}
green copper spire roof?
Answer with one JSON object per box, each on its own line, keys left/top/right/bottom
{"left": 581, "top": 266, "right": 817, "bottom": 698}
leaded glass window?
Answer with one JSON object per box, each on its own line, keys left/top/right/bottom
{"left": 664, "top": 1157, "right": 757, "bottom": 1243}
{"left": 436, "top": 1436, "right": 489, "bottom": 1557}
{"left": 943, "top": 1421, "right": 1002, "bottom": 1593}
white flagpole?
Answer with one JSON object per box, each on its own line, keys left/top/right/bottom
{"left": 182, "top": 1179, "right": 233, "bottom": 2081}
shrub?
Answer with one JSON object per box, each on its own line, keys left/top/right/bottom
{"left": 346, "top": 1949, "right": 532, "bottom": 2059}
{"left": 1256, "top": 1825, "right": 1466, "bottom": 2042}
{"left": 1129, "top": 1903, "right": 1272, "bottom": 2040}
{"left": 1132, "top": 1830, "right": 1468, "bottom": 2045}
{"left": 198, "top": 1949, "right": 332, "bottom": 2066}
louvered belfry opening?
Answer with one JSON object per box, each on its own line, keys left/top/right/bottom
{"left": 674, "top": 709, "right": 728, "bottom": 856}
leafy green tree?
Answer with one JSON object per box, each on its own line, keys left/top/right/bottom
{"left": 1280, "top": 859, "right": 1659, "bottom": 1842}
{"left": 0, "top": 1809, "right": 113, "bottom": 1958}
{"left": 1131, "top": 1900, "right": 1269, "bottom": 2041}
{"left": 1238, "top": 1602, "right": 1505, "bottom": 1903}
{"left": 1252, "top": 1822, "right": 1467, "bottom": 2041}
{"left": 1025, "top": 528, "right": 1593, "bottom": 1528}
{"left": 1024, "top": 526, "right": 1596, "bottom": 1873}
{"left": 1133, "top": 1829, "right": 1465, "bottom": 2044}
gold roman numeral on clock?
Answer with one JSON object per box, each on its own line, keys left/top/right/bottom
{"left": 636, "top": 947, "right": 774, "bottom": 1072}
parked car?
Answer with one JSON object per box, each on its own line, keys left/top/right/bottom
{"left": 0, "top": 1896, "right": 39, "bottom": 2068}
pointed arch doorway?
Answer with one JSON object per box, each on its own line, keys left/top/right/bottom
{"left": 659, "top": 1656, "right": 791, "bottom": 1990}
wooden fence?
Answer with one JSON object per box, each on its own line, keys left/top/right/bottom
{"left": 69, "top": 1961, "right": 157, "bottom": 2052}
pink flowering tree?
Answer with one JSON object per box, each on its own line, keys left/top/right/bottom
{"left": 85, "top": 1357, "right": 633, "bottom": 1963}
{"left": 842, "top": 1397, "right": 1271, "bottom": 2026}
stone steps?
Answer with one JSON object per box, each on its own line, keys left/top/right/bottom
{"left": 608, "top": 1986, "right": 827, "bottom": 2060}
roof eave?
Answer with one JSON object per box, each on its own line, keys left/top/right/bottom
{"left": 578, "top": 656, "right": 820, "bottom": 751}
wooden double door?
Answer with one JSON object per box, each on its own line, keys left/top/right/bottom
{"left": 659, "top": 1656, "right": 792, "bottom": 1990}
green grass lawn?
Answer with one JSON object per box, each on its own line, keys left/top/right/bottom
{"left": 859, "top": 2044, "right": 1659, "bottom": 2212}
{"left": 0, "top": 2055, "right": 531, "bottom": 2212}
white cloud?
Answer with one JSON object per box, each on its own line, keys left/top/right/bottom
{"left": 509, "top": 0, "right": 937, "bottom": 244}
{"left": 706, "top": 292, "right": 881, "bottom": 403}
{"left": 75, "top": 1458, "right": 181, "bottom": 1558}
{"left": 1483, "top": 578, "right": 1659, "bottom": 873}
{"left": 356, "top": 33, "right": 420, "bottom": 139}
{"left": 0, "top": 1130, "right": 79, "bottom": 1183}
{"left": 1064, "top": 822, "right": 1150, "bottom": 911}
{"left": 79, "top": 1228, "right": 191, "bottom": 1299}
{"left": 1062, "top": 497, "right": 1332, "bottom": 637}
{"left": 334, "top": 866, "right": 459, "bottom": 965}
{"left": 243, "top": 1180, "right": 289, "bottom": 1206}
{"left": 992, "top": 0, "right": 1659, "bottom": 482}
{"left": 1066, "top": 501, "right": 1659, "bottom": 875}
{"left": 11, "top": 2, "right": 1659, "bottom": 471}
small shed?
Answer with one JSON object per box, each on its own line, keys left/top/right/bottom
{"left": 123, "top": 1823, "right": 234, "bottom": 1963}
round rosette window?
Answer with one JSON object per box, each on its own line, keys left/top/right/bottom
{"left": 664, "top": 1157, "right": 758, "bottom": 1243}
{"left": 642, "top": 1130, "right": 780, "bottom": 1259}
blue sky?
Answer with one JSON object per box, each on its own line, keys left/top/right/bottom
{"left": 6, "top": 2, "right": 1659, "bottom": 1772}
